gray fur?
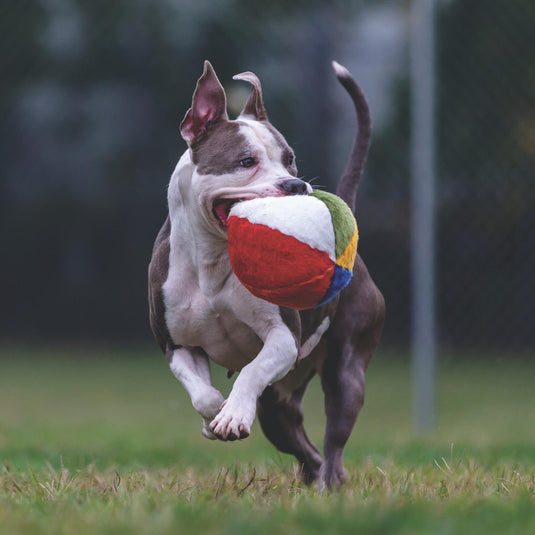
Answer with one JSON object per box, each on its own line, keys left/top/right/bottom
{"left": 192, "top": 122, "right": 248, "bottom": 175}
{"left": 148, "top": 216, "right": 173, "bottom": 354}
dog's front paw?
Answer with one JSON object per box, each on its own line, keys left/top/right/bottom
{"left": 209, "top": 400, "right": 253, "bottom": 441}
{"left": 192, "top": 386, "right": 225, "bottom": 421}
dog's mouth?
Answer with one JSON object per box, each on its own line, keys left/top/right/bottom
{"left": 212, "top": 198, "right": 249, "bottom": 227}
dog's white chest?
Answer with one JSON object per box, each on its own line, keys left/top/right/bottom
{"left": 163, "top": 268, "right": 264, "bottom": 371}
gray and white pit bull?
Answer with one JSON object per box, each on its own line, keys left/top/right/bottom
{"left": 148, "top": 61, "right": 385, "bottom": 490}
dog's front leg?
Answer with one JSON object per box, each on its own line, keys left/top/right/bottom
{"left": 168, "top": 346, "right": 225, "bottom": 440}
{"left": 210, "top": 326, "right": 298, "bottom": 441}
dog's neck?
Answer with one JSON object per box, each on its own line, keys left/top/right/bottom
{"left": 167, "top": 151, "right": 233, "bottom": 296}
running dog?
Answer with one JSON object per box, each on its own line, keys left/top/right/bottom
{"left": 148, "top": 61, "right": 385, "bottom": 490}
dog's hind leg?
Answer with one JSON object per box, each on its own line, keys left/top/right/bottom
{"left": 319, "top": 337, "right": 368, "bottom": 490}
{"left": 319, "top": 265, "right": 385, "bottom": 490}
{"left": 257, "top": 366, "right": 323, "bottom": 485}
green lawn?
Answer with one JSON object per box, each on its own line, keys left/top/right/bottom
{"left": 1, "top": 346, "right": 534, "bottom": 534}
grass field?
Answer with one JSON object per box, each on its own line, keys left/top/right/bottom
{"left": 1, "top": 346, "right": 534, "bottom": 534}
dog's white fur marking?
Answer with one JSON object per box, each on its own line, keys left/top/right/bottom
{"left": 332, "top": 60, "right": 351, "bottom": 80}
{"left": 236, "top": 120, "right": 311, "bottom": 192}
{"left": 300, "top": 317, "right": 331, "bottom": 360}
{"left": 239, "top": 119, "right": 283, "bottom": 164}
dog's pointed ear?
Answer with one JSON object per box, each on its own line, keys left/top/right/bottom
{"left": 233, "top": 71, "right": 267, "bottom": 121}
{"left": 180, "top": 61, "right": 229, "bottom": 145}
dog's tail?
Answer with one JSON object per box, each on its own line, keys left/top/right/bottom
{"left": 332, "top": 61, "right": 372, "bottom": 214}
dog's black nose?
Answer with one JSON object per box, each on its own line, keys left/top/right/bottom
{"left": 279, "top": 178, "right": 309, "bottom": 195}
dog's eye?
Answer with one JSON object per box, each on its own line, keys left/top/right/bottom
{"left": 240, "top": 157, "right": 256, "bottom": 168}
{"left": 288, "top": 154, "right": 295, "bottom": 166}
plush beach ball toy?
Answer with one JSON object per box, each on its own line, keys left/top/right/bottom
{"left": 227, "top": 190, "right": 358, "bottom": 310}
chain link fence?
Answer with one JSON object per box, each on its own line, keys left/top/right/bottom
{"left": 1, "top": 0, "right": 533, "bottom": 355}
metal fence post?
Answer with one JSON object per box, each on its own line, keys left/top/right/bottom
{"left": 410, "top": 0, "right": 437, "bottom": 431}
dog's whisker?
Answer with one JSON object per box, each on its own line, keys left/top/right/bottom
{"left": 306, "top": 177, "right": 327, "bottom": 190}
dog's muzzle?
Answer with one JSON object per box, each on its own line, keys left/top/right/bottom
{"left": 212, "top": 178, "right": 310, "bottom": 228}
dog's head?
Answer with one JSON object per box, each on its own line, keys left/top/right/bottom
{"left": 175, "top": 61, "right": 311, "bottom": 236}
